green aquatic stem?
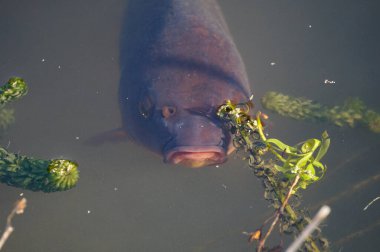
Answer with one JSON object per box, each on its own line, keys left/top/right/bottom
{"left": 0, "top": 147, "right": 79, "bottom": 192}
{"left": 261, "top": 91, "right": 380, "bottom": 133}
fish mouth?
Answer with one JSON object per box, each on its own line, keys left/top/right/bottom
{"left": 164, "top": 146, "right": 227, "bottom": 168}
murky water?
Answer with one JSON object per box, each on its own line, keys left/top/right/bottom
{"left": 0, "top": 0, "right": 379, "bottom": 251}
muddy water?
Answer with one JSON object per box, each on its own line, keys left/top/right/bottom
{"left": 0, "top": 1, "right": 379, "bottom": 251}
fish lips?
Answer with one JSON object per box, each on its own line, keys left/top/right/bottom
{"left": 164, "top": 145, "right": 227, "bottom": 168}
{"left": 162, "top": 112, "right": 230, "bottom": 168}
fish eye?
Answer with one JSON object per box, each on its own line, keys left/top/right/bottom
{"left": 138, "top": 95, "right": 154, "bottom": 119}
{"left": 162, "top": 106, "right": 176, "bottom": 118}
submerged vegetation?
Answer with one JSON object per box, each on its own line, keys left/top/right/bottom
{"left": 0, "top": 77, "right": 28, "bottom": 131}
{"left": 0, "top": 77, "right": 28, "bottom": 105}
{"left": 0, "top": 77, "right": 79, "bottom": 192}
{"left": 261, "top": 91, "right": 380, "bottom": 133}
{"left": 217, "top": 99, "right": 330, "bottom": 251}
{"left": 0, "top": 151, "right": 79, "bottom": 193}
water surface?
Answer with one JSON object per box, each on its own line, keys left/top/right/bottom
{"left": 0, "top": 0, "right": 379, "bottom": 251}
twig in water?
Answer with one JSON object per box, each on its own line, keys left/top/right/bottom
{"left": 363, "top": 196, "right": 380, "bottom": 211}
{"left": 286, "top": 205, "right": 331, "bottom": 252}
{"left": 0, "top": 198, "right": 27, "bottom": 250}
{"left": 257, "top": 175, "right": 300, "bottom": 252}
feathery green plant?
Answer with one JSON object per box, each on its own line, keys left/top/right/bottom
{"left": 0, "top": 148, "right": 79, "bottom": 192}
{"left": 261, "top": 91, "right": 380, "bottom": 133}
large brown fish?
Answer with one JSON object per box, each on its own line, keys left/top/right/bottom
{"left": 119, "top": 0, "right": 252, "bottom": 168}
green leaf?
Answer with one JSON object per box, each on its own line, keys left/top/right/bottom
{"left": 315, "top": 131, "right": 330, "bottom": 162}
{"left": 301, "top": 164, "right": 319, "bottom": 181}
{"left": 313, "top": 161, "right": 326, "bottom": 179}
{"left": 294, "top": 152, "right": 313, "bottom": 170}
{"left": 274, "top": 164, "right": 290, "bottom": 173}
{"left": 300, "top": 139, "right": 320, "bottom": 153}
{"left": 298, "top": 181, "right": 308, "bottom": 189}
{"left": 266, "top": 138, "right": 297, "bottom": 153}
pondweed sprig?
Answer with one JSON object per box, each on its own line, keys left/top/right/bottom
{"left": 217, "top": 100, "right": 330, "bottom": 252}
{"left": 261, "top": 91, "right": 380, "bottom": 133}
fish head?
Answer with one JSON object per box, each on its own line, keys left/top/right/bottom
{"left": 124, "top": 86, "right": 236, "bottom": 168}
{"left": 123, "top": 70, "right": 251, "bottom": 168}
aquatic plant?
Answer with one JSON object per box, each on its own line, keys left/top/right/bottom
{"left": 0, "top": 77, "right": 28, "bottom": 131}
{"left": 0, "top": 149, "right": 79, "bottom": 192}
{"left": 217, "top": 100, "right": 330, "bottom": 252}
{"left": 261, "top": 91, "right": 380, "bottom": 133}
{"left": 0, "top": 77, "right": 28, "bottom": 105}
{"left": 0, "top": 77, "right": 79, "bottom": 192}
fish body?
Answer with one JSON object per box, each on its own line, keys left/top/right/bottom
{"left": 119, "top": 0, "right": 251, "bottom": 167}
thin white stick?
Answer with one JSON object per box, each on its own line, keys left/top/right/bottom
{"left": 0, "top": 226, "right": 14, "bottom": 250}
{"left": 285, "top": 205, "right": 331, "bottom": 252}
{"left": 0, "top": 198, "right": 27, "bottom": 251}
{"left": 363, "top": 196, "right": 380, "bottom": 211}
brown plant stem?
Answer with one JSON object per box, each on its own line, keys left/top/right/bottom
{"left": 257, "top": 175, "right": 300, "bottom": 252}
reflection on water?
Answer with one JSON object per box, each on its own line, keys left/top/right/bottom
{"left": 0, "top": 0, "right": 379, "bottom": 251}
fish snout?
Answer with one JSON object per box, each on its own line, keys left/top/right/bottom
{"left": 164, "top": 146, "right": 226, "bottom": 168}
{"left": 163, "top": 115, "right": 229, "bottom": 168}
